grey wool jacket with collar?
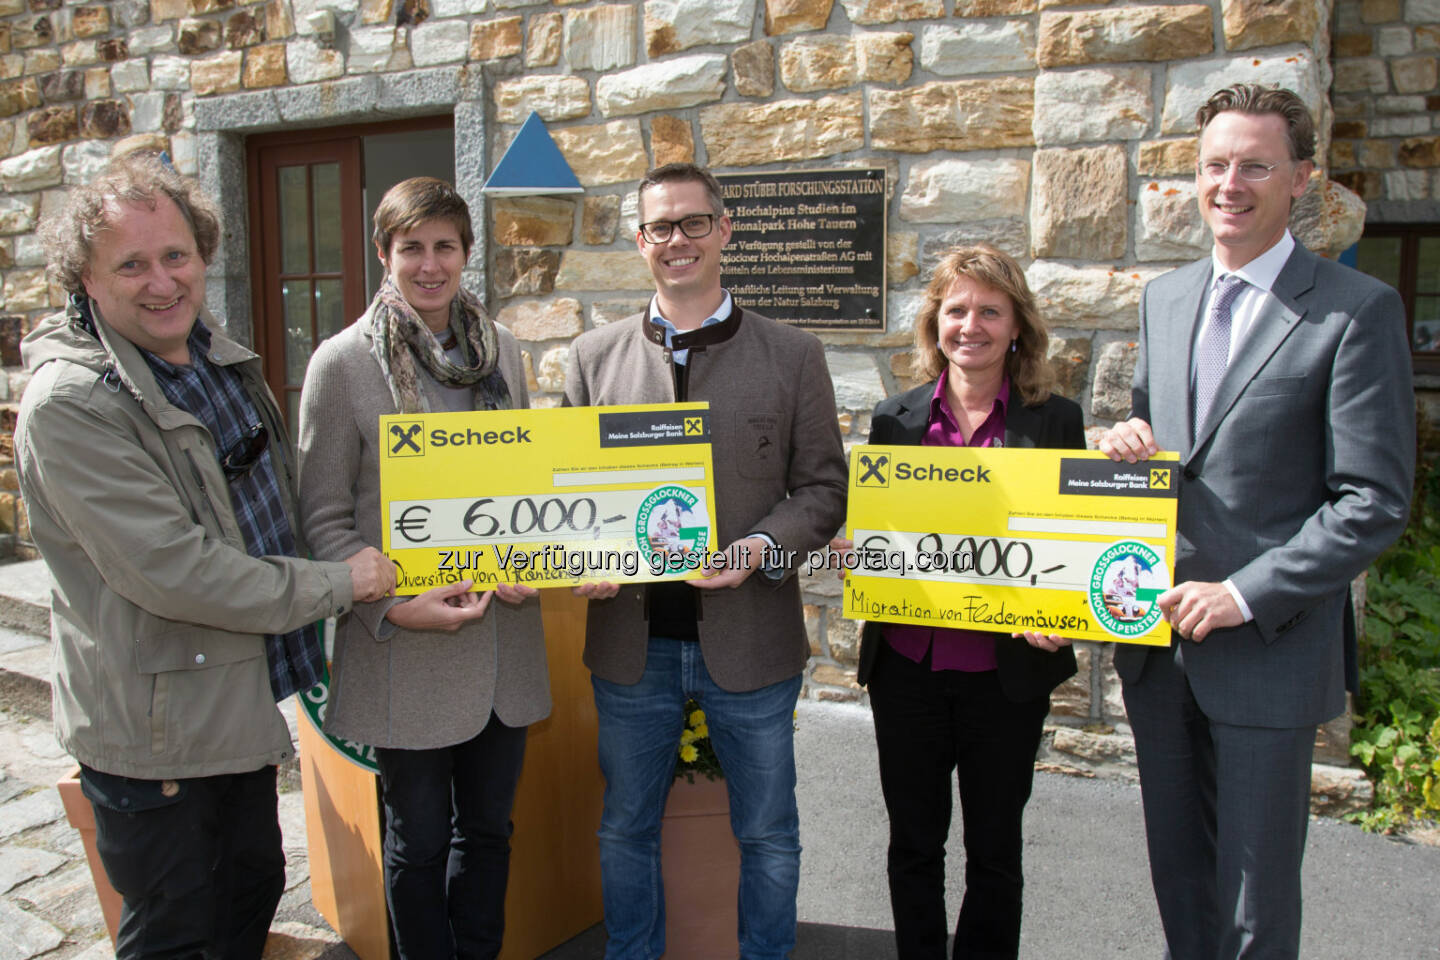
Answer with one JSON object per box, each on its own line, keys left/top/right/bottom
{"left": 297, "top": 304, "right": 551, "bottom": 750}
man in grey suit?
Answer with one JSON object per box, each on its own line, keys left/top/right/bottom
{"left": 564, "top": 163, "right": 847, "bottom": 960}
{"left": 1099, "top": 84, "right": 1414, "bottom": 959}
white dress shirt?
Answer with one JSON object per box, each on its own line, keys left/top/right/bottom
{"left": 1190, "top": 230, "right": 1295, "bottom": 379}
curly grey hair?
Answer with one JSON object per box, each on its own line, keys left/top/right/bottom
{"left": 40, "top": 152, "right": 220, "bottom": 295}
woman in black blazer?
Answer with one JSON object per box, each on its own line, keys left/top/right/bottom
{"left": 853, "top": 246, "right": 1081, "bottom": 959}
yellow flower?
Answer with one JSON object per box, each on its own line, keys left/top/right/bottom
{"left": 689, "top": 708, "right": 706, "bottom": 726}
{"left": 694, "top": 723, "right": 709, "bottom": 739}
{"left": 680, "top": 729, "right": 697, "bottom": 745}
{"left": 679, "top": 744, "right": 699, "bottom": 763}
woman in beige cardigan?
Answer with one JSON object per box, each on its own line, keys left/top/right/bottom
{"left": 297, "top": 177, "right": 550, "bottom": 960}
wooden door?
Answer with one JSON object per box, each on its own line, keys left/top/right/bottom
{"left": 249, "top": 138, "right": 366, "bottom": 429}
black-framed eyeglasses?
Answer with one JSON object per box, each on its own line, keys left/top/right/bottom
{"left": 1197, "top": 160, "right": 1281, "bottom": 183}
{"left": 221, "top": 422, "right": 270, "bottom": 480}
{"left": 638, "top": 214, "right": 717, "bottom": 244}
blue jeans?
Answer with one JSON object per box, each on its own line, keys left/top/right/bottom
{"left": 593, "top": 637, "right": 802, "bottom": 960}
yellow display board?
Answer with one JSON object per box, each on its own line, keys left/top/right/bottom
{"left": 842, "top": 445, "right": 1180, "bottom": 645}
{"left": 379, "top": 404, "right": 716, "bottom": 593}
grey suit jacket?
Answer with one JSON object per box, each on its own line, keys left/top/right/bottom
{"left": 297, "top": 307, "right": 551, "bottom": 749}
{"left": 1114, "top": 243, "right": 1414, "bottom": 728}
{"left": 564, "top": 308, "right": 848, "bottom": 693}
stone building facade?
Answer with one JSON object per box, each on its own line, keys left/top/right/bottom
{"left": 0, "top": 0, "right": 1434, "bottom": 769}
{"left": 1330, "top": 0, "right": 1440, "bottom": 221}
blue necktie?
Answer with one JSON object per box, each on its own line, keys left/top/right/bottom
{"left": 1193, "top": 274, "right": 1247, "bottom": 436}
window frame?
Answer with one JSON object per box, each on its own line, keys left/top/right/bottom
{"left": 1354, "top": 223, "right": 1440, "bottom": 377}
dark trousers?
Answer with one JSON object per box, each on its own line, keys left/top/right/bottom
{"left": 867, "top": 642, "right": 1050, "bottom": 960}
{"left": 80, "top": 764, "right": 284, "bottom": 960}
{"left": 374, "top": 715, "right": 528, "bottom": 960}
{"left": 1122, "top": 644, "right": 1315, "bottom": 960}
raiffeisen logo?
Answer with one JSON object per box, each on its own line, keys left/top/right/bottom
{"left": 429, "top": 426, "right": 533, "bottom": 447}
{"left": 893, "top": 462, "right": 992, "bottom": 483}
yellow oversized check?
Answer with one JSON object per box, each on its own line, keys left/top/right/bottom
{"left": 842, "top": 445, "right": 1180, "bottom": 645}
{"left": 380, "top": 404, "right": 716, "bottom": 593}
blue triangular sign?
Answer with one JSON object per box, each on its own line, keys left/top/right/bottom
{"left": 482, "top": 111, "right": 584, "bottom": 195}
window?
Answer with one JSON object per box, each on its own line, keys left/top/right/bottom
{"left": 1352, "top": 225, "right": 1440, "bottom": 376}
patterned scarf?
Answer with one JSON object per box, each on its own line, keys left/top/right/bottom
{"left": 369, "top": 276, "right": 511, "bottom": 414}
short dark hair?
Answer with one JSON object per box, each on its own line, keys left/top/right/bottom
{"left": 637, "top": 163, "right": 726, "bottom": 222}
{"left": 911, "top": 245, "right": 1055, "bottom": 406}
{"left": 372, "top": 177, "right": 474, "bottom": 258}
{"left": 1195, "top": 84, "right": 1316, "bottom": 162}
{"left": 40, "top": 152, "right": 221, "bottom": 295}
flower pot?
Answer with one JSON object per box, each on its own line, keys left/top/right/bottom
{"left": 661, "top": 776, "right": 739, "bottom": 960}
{"left": 57, "top": 767, "right": 122, "bottom": 947}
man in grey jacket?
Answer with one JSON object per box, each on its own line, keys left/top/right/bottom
{"left": 1099, "top": 86, "right": 1413, "bottom": 958}
{"left": 565, "top": 163, "right": 847, "bottom": 960}
{"left": 15, "top": 154, "right": 394, "bottom": 959}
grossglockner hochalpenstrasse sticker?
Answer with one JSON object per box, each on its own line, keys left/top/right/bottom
{"left": 635, "top": 484, "right": 711, "bottom": 568}
{"left": 1087, "top": 541, "right": 1168, "bottom": 639}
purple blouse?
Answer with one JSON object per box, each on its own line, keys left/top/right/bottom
{"left": 883, "top": 370, "right": 1008, "bottom": 672}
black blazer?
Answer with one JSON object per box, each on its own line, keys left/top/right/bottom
{"left": 856, "top": 380, "right": 1082, "bottom": 703}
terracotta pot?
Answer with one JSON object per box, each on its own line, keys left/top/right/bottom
{"left": 57, "top": 767, "right": 123, "bottom": 947}
{"left": 661, "top": 776, "right": 739, "bottom": 960}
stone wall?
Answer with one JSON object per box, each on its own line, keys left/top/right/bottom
{"left": 0, "top": 0, "right": 1373, "bottom": 734}
{"left": 1328, "top": 0, "right": 1440, "bottom": 411}
{"left": 1329, "top": 0, "right": 1440, "bottom": 221}
{"left": 470, "top": 0, "right": 1359, "bottom": 712}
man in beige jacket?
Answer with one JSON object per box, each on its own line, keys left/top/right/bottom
{"left": 15, "top": 155, "right": 393, "bottom": 959}
{"left": 565, "top": 163, "right": 847, "bottom": 960}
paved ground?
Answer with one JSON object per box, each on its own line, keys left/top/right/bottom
{"left": 3, "top": 698, "right": 1439, "bottom": 959}
{"left": 0, "top": 695, "right": 348, "bottom": 960}
{"left": 784, "top": 702, "right": 1440, "bottom": 960}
